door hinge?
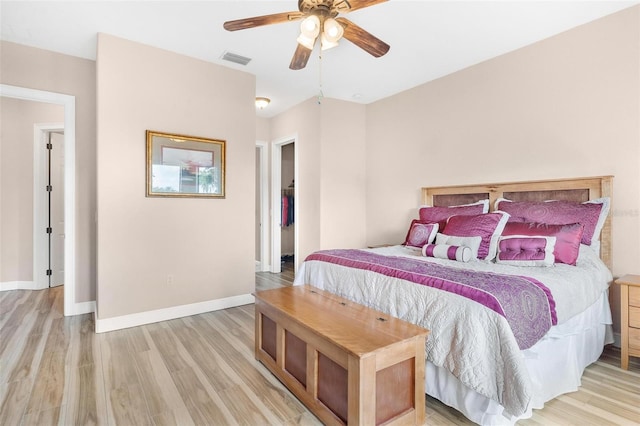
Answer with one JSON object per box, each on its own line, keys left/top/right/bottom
{"left": 46, "top": 227, "right": 52, "bottom": 234}
{"left": 46, "top": 185, "right": 52, "bottom": 192}
{"left": 46, "top": 143, "right": 53, "bottom": 150}
{"left": 46, "top": 269, "right": 52, "bottom": 276}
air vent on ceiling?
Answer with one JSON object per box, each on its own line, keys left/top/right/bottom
{"left": 221, "top": 51, "right": 252, "bottom": 66}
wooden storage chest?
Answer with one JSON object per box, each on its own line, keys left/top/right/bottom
{"left": 254, "top": 285, "right": 429, "bottom": 425}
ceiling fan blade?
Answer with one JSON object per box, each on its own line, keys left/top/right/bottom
{"left": 224, "top": 11, "right": 304, "bottom": 31}
{"left": 289, "top": 44, "right": 312, "bottom": 70}
{"left": 333, "top": 0, "right": 388, "bottom": 13}
{"left": 335, "top": 17, "right": 390, "bottom": 58}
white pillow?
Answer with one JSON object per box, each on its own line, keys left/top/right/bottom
{"left": 435, "top": 233, "right": 482, "bottom": 261}
{"left": 422, "top": 244, "right": 472, "bottom": 262}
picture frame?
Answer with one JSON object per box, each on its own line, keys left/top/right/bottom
{"left": 146, "top": 130, "right": 225, "bottom": 198}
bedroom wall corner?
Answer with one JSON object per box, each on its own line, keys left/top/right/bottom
{"left": 95, "top": 34, "right": 256, "bottom": 325}
{"left": 319, "top": 98, "right": 367, "bottom": 250}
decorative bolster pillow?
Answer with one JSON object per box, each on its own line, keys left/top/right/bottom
{"left": 495, "top": 235, "right": 556, "bottom": 267}
{"left": 422, "top": 243, "right": 472, "bottom": 262}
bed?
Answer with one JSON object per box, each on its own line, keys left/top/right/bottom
{"left": 293, "top": 176, "right": 614, "bottom": 425}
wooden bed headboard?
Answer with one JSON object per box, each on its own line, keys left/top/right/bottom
{"left": 422, "top": 176, "right": 613, "bottom": 270}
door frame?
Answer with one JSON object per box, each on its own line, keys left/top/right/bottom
{"left": 33, "top": 123, "right": 64, "bottom": 290}
{"left": 1, "top": 84, "right": 77, "bottom": 316}
{"left": 270, "top": 135, "right": 298, "bottom": 273}
{"left": 256, "top": 141, "right": 269, "bottom": 272}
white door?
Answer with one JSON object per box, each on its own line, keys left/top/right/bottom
{"left": 50, "top": 131, "right": 65, "bottom": 287}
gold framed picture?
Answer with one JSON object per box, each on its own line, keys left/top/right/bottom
{"left": 146, "top": 130, "right": 225, "bottom": 198}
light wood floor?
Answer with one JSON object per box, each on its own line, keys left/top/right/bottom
{"left": 1, "top": 263, "right": 639, "bottom": 425}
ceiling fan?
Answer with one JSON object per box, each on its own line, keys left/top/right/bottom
{"left": 223, "top": 0, "right": 390, "bottom": 70}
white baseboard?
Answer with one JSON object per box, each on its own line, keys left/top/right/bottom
{"left": 255, "top": 261, "right": 271, "bottom": 272}
{"left": 69, "top": 300, "right": 96, "bottom": 316}
{"left": 95, "top": 293, "right": 255, "bottom": 333}
{"left": 0, "top": 281, "right": 42, "bottom": 291}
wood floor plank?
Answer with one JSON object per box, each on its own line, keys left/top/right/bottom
{"left": 133, "top": 349, "right": 195, "bottom": 426}
{"left": 7, "top": 333, "right": 45, "bottom": 383}
{"left": 170, "top": 365, "right": 235, "bottom": 425}
{"left": 218, "top": 384, "right": 273, "bottom": 425}
{"left": 190, "top": 314, "right": 311, "bottom": 424}
{"left": 24, "top": 349, "right": 66, "bottom": 415}
{"left": 108, "top": 383, "right": 152, "bottom": 426}
{"left": 166, "top": 319, "right": 236, "bottom": 392}
{"left": 22, "top": 405, "right": 61, "bottom": 426}
{"left": 581, "top": 372, "right": 640, "bottom": 411}
{"left": 146, "top": 323, "right": 189, "bottom": 373}
{"left": 1, "top": 290, "right": 40, "bottom": 332}
{"left": 72, "top": 364, "right": 104, "bottom": 426}
{"left": 0, "top": 377, "right": 33, "bottom": 426}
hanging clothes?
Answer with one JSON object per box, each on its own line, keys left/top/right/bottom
{"left": 281, "top": 195, "right": 289, "bottom": 227}
{"left": 288, "top": 194, "right": 294, "bottom": 225}
{"left": 281, "top": 190, "right": 294, "bottom": 227}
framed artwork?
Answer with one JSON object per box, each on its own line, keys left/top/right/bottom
{"left": 146, "top": 130, "right": 225, "bottom": 198}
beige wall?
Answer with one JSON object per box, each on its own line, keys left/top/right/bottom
{"left": 269, "top": 98, "right": 368, "bottom": 265}
{"left": 0, "top": 98, "right": 64, "bottom": 281}
{"left": 0, "top": 41, "right": 97, "bottom": 302}
{"left": 364, "top": 6, "right": 640, "bottom": 332}
{"left": 96, "top": 34, "right": 256, "bottom": 319}
{"left": 319, "top": 98, "right": 367, "bottom": 250}
{"left": 256, "top": 117, "right": 270, "bottom": 141}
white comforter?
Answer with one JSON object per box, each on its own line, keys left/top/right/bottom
{"left": 293, "top": 244, "right": 612, "bottom": 418}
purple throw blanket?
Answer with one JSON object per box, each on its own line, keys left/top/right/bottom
{"left": 305, "top": 249, "right": 557, "bottom": 349}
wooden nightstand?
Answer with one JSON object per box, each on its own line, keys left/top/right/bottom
{"left": 616, "top": 274, "right": 640, "bottom": 370}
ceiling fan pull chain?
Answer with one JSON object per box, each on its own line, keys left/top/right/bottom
{"left": 318, "top": 52, "right": 324, "bottom": 104}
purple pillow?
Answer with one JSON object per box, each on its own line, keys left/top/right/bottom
{"left": 419, "top": 200, "right": 489, "bottom": 230}
{"left": 501, "top": 221, "right": 584, "bottom": 265}
{"left": 496, "top": 236, "right": 556, "bottom": 267}
{"left": 496, "top": 198, "right": 608, "bottom": 246}
{"left": 404, "top": 220, "right": 439, "bottom": 248}
{"left": 441, "top": 212, "right": 509, "bottom": 260}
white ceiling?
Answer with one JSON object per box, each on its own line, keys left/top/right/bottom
{"left": 1, "top": 0, "right": 637, "bottom": 117}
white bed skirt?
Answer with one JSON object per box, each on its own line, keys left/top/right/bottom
{"left": 425, "top": 292, "right": 614, "bottom": 425}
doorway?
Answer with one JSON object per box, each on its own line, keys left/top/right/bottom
{"left": 1, "top": 84, "right": 77, "bottom": 316}
{"left": 270, "top": 136, "right": 298, "bottom": 274}
{"left": 34, "top": 125, "right": 65, "bottom": 289}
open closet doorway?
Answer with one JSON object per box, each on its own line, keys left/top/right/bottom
{"left": 271, "top": 136, "right": 298, "bottom": 274}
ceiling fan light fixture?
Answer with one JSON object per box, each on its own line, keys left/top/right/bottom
{"left": 255, "top": 97, "right": 271, "bottom": 109}
{"left": 296, "top": 33, "right": 317, "bottom": 50}
{"left": 300, "top": 15, "right": 320, "bottom": 37}
{"left": 297, "top": 14, "right": 320, "bottom": 49}
{"left": 320, "top": 33, "right": 339, "bottom": 50}
{"left": 323, "top": 18, "right": 343, "bottom": 41}
{"left": 320, "top": 17, "right": 343, "bottom": 50}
